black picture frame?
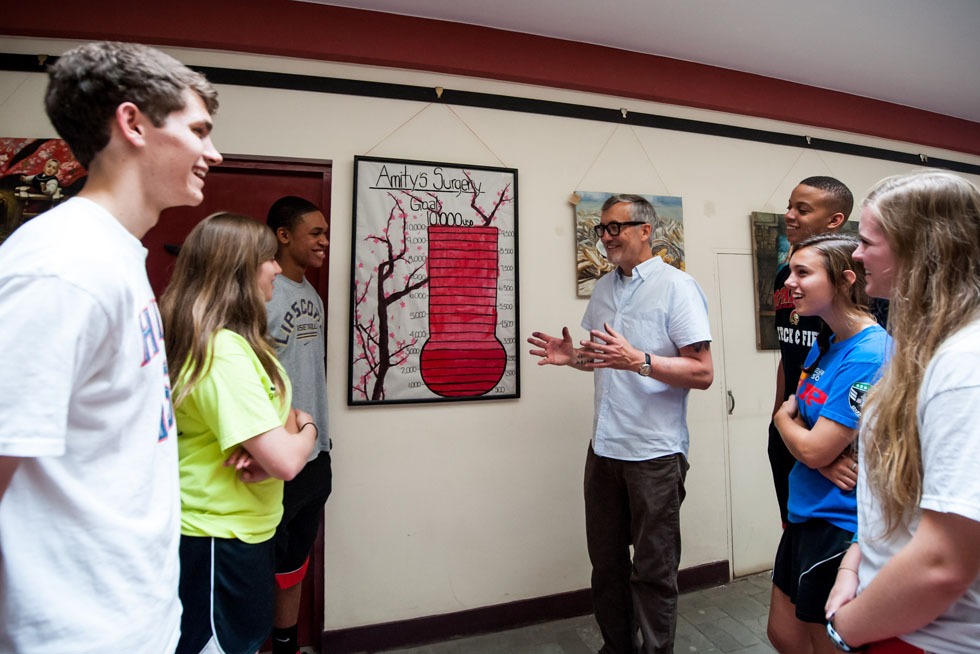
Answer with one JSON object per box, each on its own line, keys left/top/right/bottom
{"left": 348, "top": 156, "right": 520, "bottom": 405}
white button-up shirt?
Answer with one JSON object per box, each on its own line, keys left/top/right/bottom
{"left": 582, "top": 256, "right": 712, "bottom": 461}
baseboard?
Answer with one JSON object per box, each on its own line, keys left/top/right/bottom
{"left": 678, "top": 559, "right": 731, "bottom": 592}
{"left": 322, "top": 560, "right": 729, "bottom": 653}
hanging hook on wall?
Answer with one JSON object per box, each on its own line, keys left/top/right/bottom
{"left": 435, "top": 86, "right": 444, "bottom": 100}
{"left": 37, "top": 54, "right": 48, "bottom": 66}
{"left": 920, "top": 153, "right": 929, "bottom": 164}
{"left": 805, "top": 135, "right": 812, "bottom": 145}
{"left": 620, "top": 108, "right": 628, "bottom": 119}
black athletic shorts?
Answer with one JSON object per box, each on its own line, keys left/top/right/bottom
{"left": 772, "top": 517, "right": 853, "bottom": 623}
{"left": 274, "top": 450, "right": 332, "bottom": 585}
{"left": 176, "top": 535, "right": 275, "bottom": 654}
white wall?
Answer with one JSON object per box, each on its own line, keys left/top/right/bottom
{"left": 3, "top": 36, "right": 979, "bottom": 630}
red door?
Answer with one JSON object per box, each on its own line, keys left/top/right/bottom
{"left": 143, "top": 155, "right": 332, "bottom": 650}
{"left": 144, "top": 155, "right": 332, "bottom": 301}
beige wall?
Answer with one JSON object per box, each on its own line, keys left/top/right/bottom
{"left": 3, "top": 36, "right": 979, "bottom": 630}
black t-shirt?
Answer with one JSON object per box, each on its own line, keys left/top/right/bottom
{"left": 773, "top": 265, "right": 823, "bottom": 400}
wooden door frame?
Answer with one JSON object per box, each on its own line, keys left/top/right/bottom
{"left": 154, "top": 153, "right": 333, "bottom": 647}
{"left": 215, "top": 154, "right": 332, "bottom": 303}
{"left": 217, "top": 154, "right": 333, "bottom": 647}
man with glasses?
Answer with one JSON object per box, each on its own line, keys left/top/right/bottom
{"left": 529, "top": 194, "right": 713, "bottom": 654}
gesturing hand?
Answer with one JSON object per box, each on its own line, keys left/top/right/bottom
{"left": 583, "top": 322, "right": 641, "bottom": 370}
{"left": 528, "top": 327, "right": 576, "bottom": 366}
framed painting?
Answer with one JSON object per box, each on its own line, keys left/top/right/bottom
{"left": 0, "top": 138, "right": 87, "bottom": 243}
{"left": 750, "top": 212, "right": 785, "bottom": 351}
{"left": 574, "top": 191, "right": 685, "bottom": 297}
{"left": 348, "top": 156, "right": 519, "bottom": 405}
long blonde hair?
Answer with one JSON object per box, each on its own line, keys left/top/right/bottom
{"left": 160, "top": 212, "right": 284, "bottom": 407}
{"left": 862, "top": 170, "right": 980, "bottom": 535}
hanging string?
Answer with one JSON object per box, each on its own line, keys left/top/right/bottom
{"left": 813, "top": 149, "right": 840, "bottom": 181}
{"left": 572, "top": 123, "right": 672, "bottom": 196}
{"left": 573, "top": 123, "right": 622, "bottom": 191}
{"left": 761, "top": 148, "right": 807, "bottom": 210}
{"left": 762, "top": 147, "right": 844, "bottom": 212}
{"left": 364, "top": 100, "right": 508, "bottom": 167}
{"left": 0, "top": 73, "right": 32, "bottom": 116}
{"left": 363, "top": 103, "right": 436, "bottom": 155}
{"left": 444, "top": 104, "right": 508, "bottom": 167}
{"left": 630, "top": 125, "right": 671, "bottom": 196}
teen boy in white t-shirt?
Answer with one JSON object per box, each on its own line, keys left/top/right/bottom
{"left": 0, "top": 41, "right": 222, "bottom": 654}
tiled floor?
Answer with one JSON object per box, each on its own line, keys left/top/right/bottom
{"left": 360, "top": 571, "right": 776, "bottom": 653}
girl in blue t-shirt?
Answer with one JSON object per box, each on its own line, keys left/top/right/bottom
{"left": 766, "top": 233, "right": 890, "bottom": 654}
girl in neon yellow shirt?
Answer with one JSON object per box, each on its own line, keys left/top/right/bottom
{"left": 162, "top": 212, "right": 316, "bottom": 654}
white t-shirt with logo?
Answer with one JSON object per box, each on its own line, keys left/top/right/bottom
{"left": 0, "top": 198, "right": 181, "bottom": 654}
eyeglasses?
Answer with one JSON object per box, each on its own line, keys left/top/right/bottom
{"left": 593, "top": 221, "right": 645, "bottom": 237}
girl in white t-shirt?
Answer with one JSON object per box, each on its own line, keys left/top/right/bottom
{"left": 824, "top": 170, "right": 980, "bottom": 654}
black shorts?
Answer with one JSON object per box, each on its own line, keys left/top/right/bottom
{"left": 772, "top": 518, "right": 853, "bottom": 623}
{"left": 176, "top": 535, "right": 275, "bottom": 654}
{"left": 274, "top": 450, "right": 332, "bottom": 586}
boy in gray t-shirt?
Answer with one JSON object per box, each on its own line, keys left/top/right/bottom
{"left": 265, "top": 196, "right": 331, "bottom": 654}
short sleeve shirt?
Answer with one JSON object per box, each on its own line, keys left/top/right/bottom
{"left": 0, "top": 198, "right": 182, "bottom": 654}
{"left": 582, "top": 257, "right": 712, "bottom": 461}
{"left": 175, "top": 330, "right": 291, "bottom": 543}
{"left": 856, "top": 318, "right": 980, "bottom": 652}
{"left": 266, "top": 274, "right": 330, "bottom": 456}
{"left": 787, "top": 324, "right": 890, "bottom": 531}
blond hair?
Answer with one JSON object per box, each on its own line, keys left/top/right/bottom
{"left": 861, "top": 170, "right": 980, "bottom": 535}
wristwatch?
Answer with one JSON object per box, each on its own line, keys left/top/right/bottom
{"left": 638, "top": 352, "right": 652, "bottom": 377}
{"left": 826, "top": 613, "right": 866, "bottom": 652}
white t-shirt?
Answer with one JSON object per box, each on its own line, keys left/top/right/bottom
{"left": 0, "top": 198, "right": 181, "bottom": 654}
{"left": 857, "top": 317, "right": 980, "bottom": 653}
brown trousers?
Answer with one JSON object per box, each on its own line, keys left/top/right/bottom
{"left": 585, "top": 445, "right": 689, "bottom": 654}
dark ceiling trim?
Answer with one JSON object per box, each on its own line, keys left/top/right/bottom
{"left": 3, "top": 53, "right": 977, "bottom": 176}
{"left": 3, "top": 0, "right": 979, "bottom": 157}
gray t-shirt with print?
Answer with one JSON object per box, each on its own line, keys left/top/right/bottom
{"left": 266, "top": 274, "right": 330, "bottom": 456}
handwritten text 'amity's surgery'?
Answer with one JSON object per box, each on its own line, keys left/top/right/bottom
{"left": 371, "top": 165, "right": 483, "bottom": 197}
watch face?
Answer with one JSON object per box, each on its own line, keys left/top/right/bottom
{"left": 639, "top": 364, "right": 652, "bottom": 377}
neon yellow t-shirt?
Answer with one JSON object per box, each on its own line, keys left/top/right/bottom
{"left": 175, "top": 329, "right": 292, "bottom": 544}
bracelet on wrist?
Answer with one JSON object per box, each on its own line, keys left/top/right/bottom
{"left": 300, "top": 421, "right": 318, "bottom": 439}
{"left": 826, "top": 612, "right": 866, "bottom": 652}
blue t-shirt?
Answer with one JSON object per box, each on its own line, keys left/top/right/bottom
{"left": 787, "top": 323, "right": 890, "bottom": 531}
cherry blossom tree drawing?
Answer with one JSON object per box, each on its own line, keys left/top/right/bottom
{"left": 352, "top": 192, "right": 429, "bottom": 401}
